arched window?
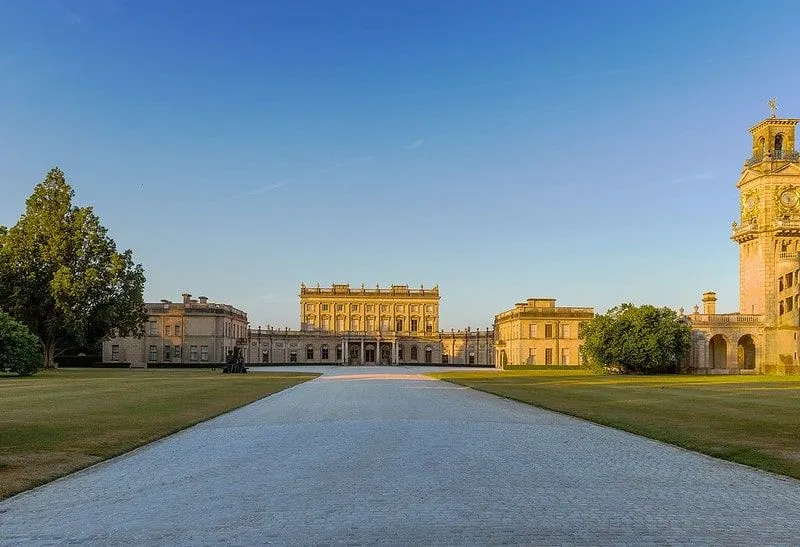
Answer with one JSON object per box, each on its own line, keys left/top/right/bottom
{"left": 425, "top": 346, "right": 432, "bottom": 364}
{"left": 775, "top": 134, "right": 785, "bottom": 158}
{"left": 306, "top": 344, "right": 314, "bottom": 360}
{"left": 410, "top": 345, "right": 418, "bottom": 360}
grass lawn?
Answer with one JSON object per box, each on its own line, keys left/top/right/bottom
{"left": 430, "top": 369, "right": 800, "bottom": 479}
{"left": 0, "top": 368, "right": 318, "bottom": 499}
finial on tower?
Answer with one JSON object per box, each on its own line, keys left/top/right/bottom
{"left": 769, "top": 98, "right": 778, "bottom": 119}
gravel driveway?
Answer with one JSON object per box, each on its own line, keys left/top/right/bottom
{"left": 2, "top": 366, "right": 800, "bottom": 544}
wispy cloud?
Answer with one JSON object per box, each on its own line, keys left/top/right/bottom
{"left": 319, "top": 156, "right": 373, "bottom": 173}
{"left": 560, "top": 69, "right": 629, "bottom": 81}
{"left": 663, "top": 171, "right": 719, "bottom": 186}
{"left": 227, "top": 180, "right": 289, "bottom": 200}
{"left": 406, "top": 138, "right": 425, "bottom": 150}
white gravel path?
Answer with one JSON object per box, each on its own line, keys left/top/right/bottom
{"left": 2, "top": 366, "right": 800, "bottom": 545}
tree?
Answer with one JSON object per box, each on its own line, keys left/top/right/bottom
{"left": 580, "top": 303, "right": 691, "bottom": 374}
{"left": 0, "top": 167, "right": 147, "bottom": 367}
{"left": 0, "top": 311, "right": 43, "bottom": 376}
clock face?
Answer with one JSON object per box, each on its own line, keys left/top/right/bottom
{"left": 781, "top": 190, "right": 797, "bottom": 207}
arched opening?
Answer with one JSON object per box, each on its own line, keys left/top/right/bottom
{"left": 709, "top": 334, "right": 727, "bottom": 369}
{"left": 349, "top": 344, "right": 360, "bottom": 364}
{"left": 737, "top": 335, "right": 756, "bottom": 370}
{"left": 365, "top": 344, "right": 376, "bottom": 363}
{"left": 499, "top": 350, "right": 508, "bottom": 367}
{"left": 425, "top": 346, "right": 432, "bottom": 364}
{"left": 306, "top": 344, "right": 314, "bottom": 361}
{"left": 775, "top": 134, "right": 784, "bottom": 158}
{"left": 410, "top": 345, "right": 418, "bottom": 361}
{"left": 758, "top": 137, "right": 766, "bottom": 157}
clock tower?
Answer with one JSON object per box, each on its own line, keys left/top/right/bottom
{"left": 732, "top": 106, "right": 800, "bottom": 369}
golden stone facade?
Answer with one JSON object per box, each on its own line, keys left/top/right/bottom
{"left": 244, "top": 284, "right": 493, "bottom": 365}
{"left": 685, "top": 109, "right": 800, "bottom": 373}
{"left": 493, "top": 298, "right": 594, "bottom": 367}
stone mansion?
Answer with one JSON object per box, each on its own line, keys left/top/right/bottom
{"left": 103, "top": 106, "right": 800, "bottom": 373}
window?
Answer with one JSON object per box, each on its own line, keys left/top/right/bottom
{"left": 164, "top": 325, "right": 171, "bottom": 336}
{"left": 290, "top": 351, "right": 297, "bottom": 363}
{"left": 411, "top": 319, "right": 418, "bottom": 332}
{"left": 164, "top": 345, "right": 171, "bottom": 362}
{"left": 175, "top": 324, "right": 181, "bottom": 336}
{"left": 781, "top": 277, "right": 785, "bottom": 292}
{"left": 262, "top": 352, "right": 270, "bottom": 363}
{"left": 442, "top": 354, "right": 449, "bottom": 364}
{"left": 529, "top": 324, "right": 538, "bottom": 338}
{"left": 468, "top": 352, "right": 475, "bottom": 365}
{"left": 321, "top": 303, "right": 329, "bottom": 311}
{"left": 336, "top": 304, "right": 344, "bottom": 311}
{"left": 174, "top": 346, "right": 182, "bottom": 361}
{"left": 190, "top": 345, "right": 198, "bottom": 361}
{"left": 149, "top": 321, "right": 157, "bottom": 335}
{"left": 410, "top": 346, "right": 418, "bottom": 360}
{"left": 111, "top": 345, "right": 120, "bottom": 362}
{"left": 425, "top": 347, "right": 432, "bottom": 364}
{"left": 562, "top": 324, "right": 571, "bottom": 338}
{"left": 788, "top": 297, "right": 795, "bottom": 313}
{"left": 321, "top": 345, "right": 329, "bottom": 360}
{"left": 336, "top": 317, "right": 344, "bottom": 331}
{"left": 528, "top": 348, "right": 536, "bottom": 365}
{"left": 321, "top": 317, "right": 330, "bottom": 331}
{"left": 305, "top": 303, "right": 314, "bottom": 312}
{"left": 336, "top": 345, "right": 342, "bottom": 360}
{"left": 366, "top": 317, "right": 375, "bottom": 331}
{"left": 200, "top": 345, "right": 209, "bottom": 362}
{"left": 395, "top": 318, "right": 404, "bottom": 331}
{"left": 545, "top": 348, "right": 553, "bottom": 365}
{"left": 781, "top": 301, "right": 785, "bottom": 315}
{"left": 351, "top": 304, "right": 359, "bottom": 311}
{"left": 562, "top": 349, "right": 570, "bottom": 365}
{"left": 306, "top": 345, "right": 314, "bottom": 360}
{"left": 545, "top": 324, "right": 553, "bottom": 338}
{"left": 411, "top": 305, "right": 419, "bottom": 313}
{"left": 148, "top": 345, "right": 157, "bottom": 361}
{"left": 350, "top": 319, "right": 360, "bottom": 331}
{"left": 395, "top": 305, "right": 404, "bottom": 312}
{"left": 425, "top": 305, "right": 433, "bottom": 313}
{"left": 398, "top": 346, "right": 404, "bottom": 360}
{"left": 425, "top": 322, "right": 433, "bottom": 333}
{"left": 789, "top": 273, "right": 794, "bottom": 289}
{"left": 380, "top": 318, "right": 389, "bottom": 331}
{"left": 380, "top": 304, "right": 388, "bottom": 312}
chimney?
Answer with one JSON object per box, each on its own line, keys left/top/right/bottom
{"left": 198, "top": 296, "right": 208, "bottom": 305}
{"left": 702, "top": 291, "right": 717, "bottom": 315}
{"left": 182, "top": 293, "right": 191, "bottom": 305}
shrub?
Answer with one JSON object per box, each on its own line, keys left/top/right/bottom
{"left": 0, "top": 311, "right": 43, "bottom": 376}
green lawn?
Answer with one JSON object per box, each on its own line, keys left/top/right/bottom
{"left": 430, "top": 369, "right": 800, "bottom": 479}
{"left": 0, "top": 368, "right": 318, "bottom": 499}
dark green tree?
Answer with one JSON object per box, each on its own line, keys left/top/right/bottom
{"left": 580, "top": 303, "right": 691, "bottom": 374}
{"left": 0, "top": 167, "right": 147, "bottom": 367}
{"left": 0, "top": 311, "right": 43, "bottom": 376}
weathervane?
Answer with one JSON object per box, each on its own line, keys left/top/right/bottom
{"left": 769, "top": 97, "right": 778, "bottom": 118}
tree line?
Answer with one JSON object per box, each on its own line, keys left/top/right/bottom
{"left": 0, "top": 168, "right": 146, "bottom": 375}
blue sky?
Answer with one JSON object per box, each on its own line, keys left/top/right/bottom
{"left": 2, "top": 0, "right": 799, "bottom": 329}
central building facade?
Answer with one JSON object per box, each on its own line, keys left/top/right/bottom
{"left": 247, "top": 283, "right": 493, "bottom": 365}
